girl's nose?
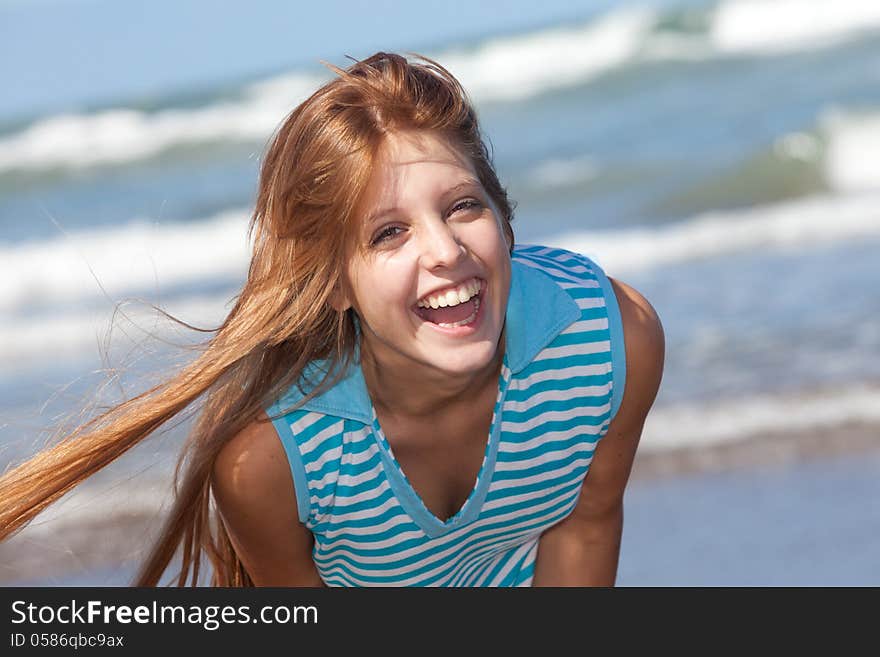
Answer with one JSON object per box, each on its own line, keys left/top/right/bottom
{"left": 419, "top": 219, "right": 466, "bottom": 270}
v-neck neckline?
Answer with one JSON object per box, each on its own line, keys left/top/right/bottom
{"left": 368, "top": 358, "right": 512, "bottom": 538}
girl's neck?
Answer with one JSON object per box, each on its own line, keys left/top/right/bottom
{"left": 359, "top": 332, "right": 505, "bottom": 420}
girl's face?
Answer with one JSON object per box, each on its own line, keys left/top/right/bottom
{"left": 340, "top": 130, "right": 512, "bottom": 380}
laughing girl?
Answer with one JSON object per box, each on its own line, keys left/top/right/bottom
{"left": 0, "top": 52, "right": 664, "bottom": 586}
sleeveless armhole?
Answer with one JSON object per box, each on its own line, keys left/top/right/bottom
{"left": 589, "top": 259, "right": 627, "bottom": 423}
{"left": 266, "top": 402, "right": 312, "bottom": 525}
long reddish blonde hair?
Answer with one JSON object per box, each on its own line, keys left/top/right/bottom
{"left": 0, "top": 52, "right": 515, "bottom": 586}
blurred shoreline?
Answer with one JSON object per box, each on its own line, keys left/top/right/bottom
{"left": 3, "top": 419, "right": 878, "bottom": 586}
{"left": 631, "top": 419, "right": 880, "bottom": 480}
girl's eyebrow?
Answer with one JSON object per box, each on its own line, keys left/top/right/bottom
{"left": 366, "top": 179, "right": 481, "bottom": 225}
{"left": 443, "top": 179, "right": 482, "bottom": 197}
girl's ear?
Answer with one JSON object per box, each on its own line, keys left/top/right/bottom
{"left": 500, "top": 216, "right": 514, "bottom": 255}
{"left": 329, "top": 283, "right": 352, "bottom": 313}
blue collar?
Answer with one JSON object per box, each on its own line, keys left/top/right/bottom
{"left": 276, "top": 258, "right": 579, "bottom": 424}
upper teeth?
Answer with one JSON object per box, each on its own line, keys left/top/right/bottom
{"left": 417, "top": 278, "right": 481, "bottom": 309}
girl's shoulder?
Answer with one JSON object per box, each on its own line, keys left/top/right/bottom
{"left": 212, "top": 413, "right": 323, "bottom": 585}
{"left": 510, "top": 243, "right": 663, "bottom": 417}
{"left": 510, "top": 243, "right": 616, "bottom": 308}
{"left": 512, "top": 243, "right": 606, "bottom": 281}
{"left": 213, "top": 412, "right": 293, "bottom": 512}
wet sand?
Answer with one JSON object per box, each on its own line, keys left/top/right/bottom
{"left": 620, "top": 429, "right": 880, "bottom": 586}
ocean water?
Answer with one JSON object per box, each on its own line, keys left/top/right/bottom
{"left": 1, "top": 0, "right": 879, "bottom": 584}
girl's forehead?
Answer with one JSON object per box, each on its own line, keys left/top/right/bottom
{"left": 367, "top": 132, "right": 478, "bottom": 198}
{"left": 376, "top": 130, "right": 472, "bottom": 171}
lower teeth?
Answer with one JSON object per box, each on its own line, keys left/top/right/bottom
{"left": 436, "top": 298, "right": 480, "bottom": 328}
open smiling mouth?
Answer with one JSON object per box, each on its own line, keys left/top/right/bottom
{"left": 413, "top": 278, "right": 484, "bottom": 329}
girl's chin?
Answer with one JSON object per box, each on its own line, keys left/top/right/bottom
{"left": 415, "top": 341, "right": 502, "bottom": 377}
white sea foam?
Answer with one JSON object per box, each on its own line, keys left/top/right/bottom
{"left": 640, "top": 384, "right": 880, "bottom": 452}
{"left": 0, "top": 208, "right": 250, "bottom": 313}
{"left": 546, "top": 191, "right": 880, "bottom": 276}
{"left": 0, "top": 73, "right": 324, "bottom": 173}
{"left": 821, "top": 109, "right": 880, "bottom": 192}
{"left": 769, "top": 106, "right": 880, "bottom": 192}
{"left": 440, "top": 7, "right": 656, "bottom": 103}
{"left": 711, "top": 0, "right": 880, "bottom": 54}
{"left": 0, "top": 293, "right": 232, "bottom": 370}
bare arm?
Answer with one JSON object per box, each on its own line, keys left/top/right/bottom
{"left": 211, "top": 411, "right": 324, "bottom": 586}
{"left": 532, "top": 277, "right": 665, "bottom": 586}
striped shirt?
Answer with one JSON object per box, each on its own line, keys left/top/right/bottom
{"left": 266, "top": 245, "right": 626, "bottom": 586}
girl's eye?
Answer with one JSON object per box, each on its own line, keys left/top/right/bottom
{"left": 370, "top": 225, "right": 404, "bottom": 246}
{"left": 450, "top": 199, "right": 481, "bottom": 215}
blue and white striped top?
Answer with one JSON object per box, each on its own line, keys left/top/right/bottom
{"left": 266, "top": 245, "right": 626, "bottom": 586}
